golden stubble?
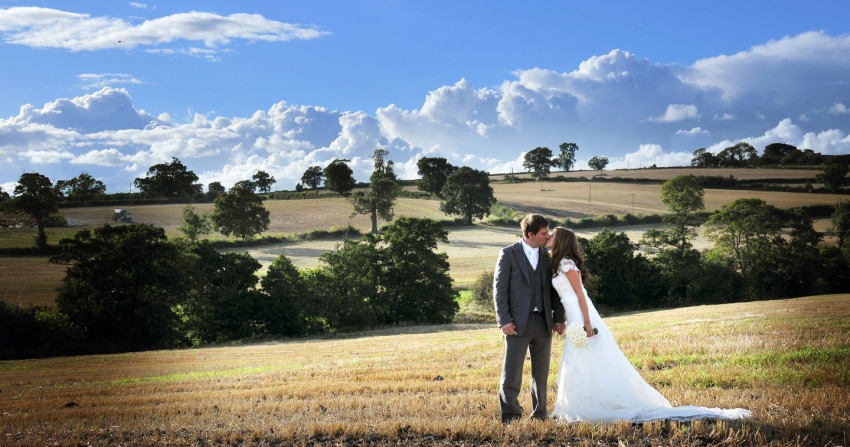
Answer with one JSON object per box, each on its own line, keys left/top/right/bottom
{"left": 1, "top": 296, "right": 848, "bottom": 446}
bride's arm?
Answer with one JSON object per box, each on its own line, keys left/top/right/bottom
{"left": 565, "top": 269, "right": 595, "bottom": 337}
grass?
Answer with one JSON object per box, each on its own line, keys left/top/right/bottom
{"left": 0, "top": 294, "right": 847, "bottom": 446}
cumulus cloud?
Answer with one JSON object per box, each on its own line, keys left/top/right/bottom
{"left": 1, "top": 32, "right": 849, "bottom": 193}
{"left": 0, "top": 6, "right": 330, "bottom": 57}
{"left": 648, "top": 104, "right": 700, "bottom": 123}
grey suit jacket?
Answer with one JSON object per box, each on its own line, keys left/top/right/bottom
{"left": 493, "top": 241, "right": 565, "bottom": 334}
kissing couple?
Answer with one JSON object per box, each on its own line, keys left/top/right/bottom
{"left": 494, "top": 213, "right": 751, "bottom": 423}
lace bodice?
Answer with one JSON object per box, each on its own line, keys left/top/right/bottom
{"left": 555, "top": 258, "right": 580, "bottom": 277}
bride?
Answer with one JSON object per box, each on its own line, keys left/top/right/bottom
{"left": 546, "top": 227, "right": 752, "bottom": 423}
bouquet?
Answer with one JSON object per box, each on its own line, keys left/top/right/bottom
{"left": 566, "top": 323, "right": 598, "bottom": 348}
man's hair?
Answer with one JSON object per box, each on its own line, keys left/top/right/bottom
{"left": 521, "top": 214, "right": 549, "bottom": 239}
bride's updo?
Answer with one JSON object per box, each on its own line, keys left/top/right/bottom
{"left": 548, "top": 227, "right": 589, "bottom": 281}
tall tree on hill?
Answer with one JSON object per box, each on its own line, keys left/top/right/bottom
{"left": 439, "top": 166, "right": 495, "bottom": 225}
{"left": 134, "top": 157, "right": 202, "bottom": 198}
{"left": 817, "top": 159, "right": 849, "bottom": 192}
{"left": 252, "top": 171, "right": 276, "bottom": 193}
{"left": 323, "top": 159, "right": 356, "bottom": 196}
{"left": 588, "top": 155, "right": 609, "bottom": 172}
{"left": 56, "top": 172, "right": 106, "bottom": 200}
{"left": 523, "top": 146, "right": 556, "bottom": 190}
{"left": 350, "top": 148, "right": 401, "bottom": 234}
{"left": 301, "top": 166, "right": 324, "bottom": 193}
{"left": 417, "top": 157, "right": 456, "bottom": 198}
{"left": 4, "top": 172, "right": 60, "bottom": 249}
{"left": 556, "top": 142, "right": 579, "bottom": 172}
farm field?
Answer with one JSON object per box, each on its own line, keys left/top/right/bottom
{"left": 2, "top": 167, "right": 847, "bottom": 306}
{"left": 1, "top": 294, "right": 847, "bottom": 446}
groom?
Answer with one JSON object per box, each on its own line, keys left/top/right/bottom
{"left": 494, "top": 213, "right": 566, "bottom": 423}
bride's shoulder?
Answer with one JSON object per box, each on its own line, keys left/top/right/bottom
{"left": 557, "top": 257, "right": 579, "bottom": 272}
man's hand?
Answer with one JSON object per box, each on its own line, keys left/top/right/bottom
{"left": 553, "top": 323, "right": 566, "bottom": 335}
{"left": 500, "top": 323, "right": 517, "bottom": 336}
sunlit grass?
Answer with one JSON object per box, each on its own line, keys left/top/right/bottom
{"left": 1, "top": 295, "right": 848, "bottom": 446}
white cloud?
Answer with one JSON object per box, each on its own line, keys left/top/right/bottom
{"left": 0, "top": 7, "right": 330, "bottom": 57}
{"left": 648, "top": 104, "right": 700, "bottom": 123}
{"left": 2, "top": 32, "right": 849, "bottom": 192}
{"left": 79, "top": 73, "right": 145, "bottom": 90}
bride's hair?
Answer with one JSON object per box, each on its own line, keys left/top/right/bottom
{"left": 549, "top": 227, "right": 589, "bottom": 281}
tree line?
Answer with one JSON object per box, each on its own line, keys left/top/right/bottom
{"left": 471, "top": 175, "right": 850, "bottom": 313}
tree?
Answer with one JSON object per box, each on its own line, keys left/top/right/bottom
{"left": 50, "top": 224, "right": 190, "bottom": 348}
{"left": 5, "top": 173, "right": 59, "bottom": 249}
{"left": 556, "top": 142, "right": 579, "bottom": 172}
{"left": 301, "top": 166, "right": 324, "bottom": 192}
{"left": 659, "top": 175, "right": 704, "bottom": 256}
{"left": 259, "top": 254, "right": 312, "bottom": 336}
{"left": 234, "top": 179, "right": 256, "bottom": 191}
{"left": 0, "top": 186, "right": 9, "bottom": 202}
{"left": 817, "top": 159, "right": 849, "bottom": 192}
{"left": 588, "top": 156, "right": 609, "bottom": 172}
{"left": 211, "top": 186, "right": 270, "bottom": 240}
{"left": 761, "top": 143, "right": 797, "bottom": 166}
{"left": 56, "top": 172, "right": 106, "bottom": 200}
{"left": 705, "top": 198, "right": 784, "bottom": 284}
{"left": 323, "top": 159, "right": 356, "bottom": 196}
{"left": 252, "top": 171, "right": 276, "bottom": 194}
{"left": 133, "top": 157, "right": 202, "bottom": 198}
{"left": 716, "top": 142, "right": 757, "bottom": 167}
{"left": 691, "top": 148, "right": 718, "bottom": 168}
{"left": 417, "top": 157, "right": 456, "bottom": 198}
{"left": 522, "top": 147, "right": 556, "bottom": 189}
{"left": 831, "top": 200, "right": 850, "bottom": 253}
{"left": 381, "top": 217, "right": 458, "bottom": 324}
{"left": 350, "top": 148, "right": 401, "bottom": 234}
{"left": 585, "top": 229, "right": 662, "bottom": 309}
{"left": 182, "top": 241, "right": 263, "bottom": 343}
{"left": 439, "top": 166, "right": 495, "bottom": 225}
{"left": 178, "top": 205, "right": 212, "bottom": 243}
{"left": 207, "top": 182, "right": 226, "bottom": 195}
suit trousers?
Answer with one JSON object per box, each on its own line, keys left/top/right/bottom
{"left": 499, "top": 312, "right": 552, "bottom": 422}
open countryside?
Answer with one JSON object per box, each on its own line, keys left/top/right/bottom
{"left": 1, "top": 167, "right": 844, "bottom": 306}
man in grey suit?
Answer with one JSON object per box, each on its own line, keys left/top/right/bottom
{"left": 494, "top": 214, "right": 566, "bottom": 423}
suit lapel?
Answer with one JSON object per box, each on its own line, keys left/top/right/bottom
{"left": 510, "top": 242, "right": 532, "bottom": 284}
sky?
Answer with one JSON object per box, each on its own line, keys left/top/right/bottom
{"left": 1, "top": 1, "right": 850, "bottom": 194}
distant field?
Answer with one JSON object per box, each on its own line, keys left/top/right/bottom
{"left": 1, "top": 294, "right": 847, "bottom": 446}
{"left": 2, "top": 167, "right": 846, "bottom": 306}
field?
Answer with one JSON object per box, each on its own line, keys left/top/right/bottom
{"left": 1, "top": 294, "right": 848, "bottom": 446}
{"left": 1, "top": 167, "right": 847, "bottom": 305}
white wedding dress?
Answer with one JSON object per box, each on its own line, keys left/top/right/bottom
{"left": 550, "top": 257, "right": 752, "bottom": 423}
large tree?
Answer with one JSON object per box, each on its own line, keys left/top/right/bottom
{"left": 658, "top": 175, "right": 704, "bottom": 255}
{"left": 416, "top": 157, "right": 456, "bottom": 198}
{"left": 182, "top": 241, "right": 263, "bottom": 343}
{"left": 817, "top": 159, "right": 849, "bottom": 192}
{"left": 556, "top": 142, "right": 579, "bottom": 172}
{"left": 439, "top": 166, "right": 495, "bottom": 225}
{"left": 323, "top": 159, "right": 356, "bottom": 196}
{"left": 716, "top": 142, "right": 758, "bottom": 167}
{"left": 300, "top": 166, "right": 324, "bottom": 192}
{"left": 705, "top": 198, "right": 784, "bottom": 282}
{"left": 211, "top": 186, "right": 270, "bottom": 240}
{"left": 350, "top": 148, "right": 401, "bottom": 234}
{"left": 691, "top": 148, "right": 719, "bottom": 168}
{"left": 134, "top": 157, "right": 202, "bottom": 198}
{"left": 252, "top": 171, "right": 276, "bottom": 194}
{"left": 588, "top": 155, "right": 609, "bottom": 172}
{"left": 56, "top": 172, "right": 106, "bottom": 200}
{"left": 522, "top": 147, "right": 556, "bottom": 189}
{"left": 5, "top": 172, "right": 59, "bottom": 249}
{"left": 50, "top": 224, "right": 189, "bottom": 348}
{"left": 259, "top": 254, "right": 313, "bottom": 336}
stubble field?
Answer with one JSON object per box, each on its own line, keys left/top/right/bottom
{"left": 0, "top": 294, "right": 847, "bottom": 446}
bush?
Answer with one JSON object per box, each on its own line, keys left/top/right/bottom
{"left": 470, "top": 269, "right": 494, "bottom": 310}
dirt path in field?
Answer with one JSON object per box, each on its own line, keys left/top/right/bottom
{"left": 238, "top": 223, "right": 715, "bottom": 288}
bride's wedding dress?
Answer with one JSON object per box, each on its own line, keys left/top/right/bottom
{"left": 550, "top": 257, "right": 752, "bottom": 423}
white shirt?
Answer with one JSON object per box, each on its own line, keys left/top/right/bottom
{"left": 520, "top": 238, "right": 538, "bottom": 270}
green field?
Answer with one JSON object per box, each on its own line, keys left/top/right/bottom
{"left": 1, "top": 295, "right": 847, "bottom": 446}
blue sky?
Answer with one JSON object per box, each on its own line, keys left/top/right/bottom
{"left": 2, "top": 1, "right": 850, "bottom": 194}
